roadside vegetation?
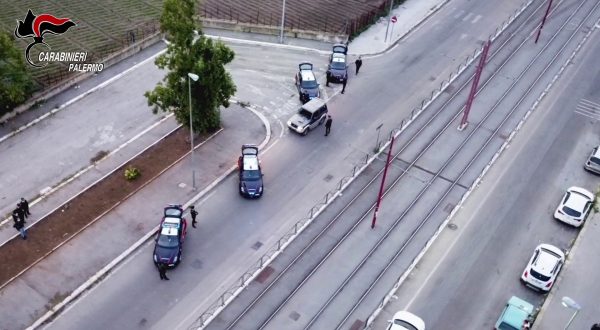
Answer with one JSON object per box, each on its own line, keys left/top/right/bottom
{"left": 0, "top": 32, "right": 34, "bottom": 117}
{"left": 145, "top": 0, "right": 236, "bottom": 133}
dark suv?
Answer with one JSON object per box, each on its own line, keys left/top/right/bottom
{"left": 326, "top": 44, "right": 348, "bottom": 84}
{"left": 238, "top": 145, "right": 263, "bottom": 198}
{"left": 295, "top": 62, "right": 320, "bottom": 103}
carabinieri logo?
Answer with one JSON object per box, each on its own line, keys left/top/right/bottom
{"left": 14, "top": 9, "right": 76, "bottom": 67}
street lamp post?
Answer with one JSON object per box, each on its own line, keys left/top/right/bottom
{"left": 187, "top": 72, "right": 199, "bottom": 190}
{"left": 279, "top": 0, "right": 286, "bottom": 43}
{"left": 561, "top": 296, "right": 581, "bottom": 330}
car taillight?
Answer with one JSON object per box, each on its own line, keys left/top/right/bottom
{"left": 546, "top": 281, "right": 553, "bottom": 288}
{"left": 523, "top": 271, "right": 528, "bottom": 278}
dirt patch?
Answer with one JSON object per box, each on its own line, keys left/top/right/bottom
{"left": 0, "top": 127, "right": 212, "bottom": 287}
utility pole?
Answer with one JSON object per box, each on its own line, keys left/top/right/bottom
{"left": 535, "top": 0, "right": 553, "bottom": 44}
{"left": 372, "top": 135, "right": 395, "bottom": 229}
{"left": 279, "top": 0, "right": 286, "bottom": 43}
{"left": 383, "top": 0, "right": 394, "bottom": 43}
{"left": 458, "top": 40, "right": 491, "bottom": 131}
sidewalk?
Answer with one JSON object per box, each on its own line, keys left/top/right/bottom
{"left": 0, "top": 104, "right": 267, "bottom": 330}
{"left": 533, "top": 212, "right": 600, "bottom": 329}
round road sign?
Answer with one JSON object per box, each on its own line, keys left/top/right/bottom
{"left": 391, "top": 16, "right": 397, "bottom": 23}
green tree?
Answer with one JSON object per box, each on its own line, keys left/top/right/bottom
{"left": 0, "top": 32, "right": 35, "bottom": 116}
{"left": 145, "top": 0, "right": 236, "bottom": 133}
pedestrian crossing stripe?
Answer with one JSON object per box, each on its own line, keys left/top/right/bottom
{"left": 574, "top": 98, "right": 600, "bottom": 120}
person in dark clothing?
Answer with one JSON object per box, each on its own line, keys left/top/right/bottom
{"left": 15, "top": 206, "right": 25, "bottom": 224}
{"left": 341, "top": 79, "right": 347, "bottom": 94}
{"left": 19, "top": 198, "right": 30, "bottom": 217}
{"left": 325, "top": 115, "right": 333, "bottom": 136}
{"left": 355, "top": 56, "right": 363, "bottom": 75}
{"left": 12, "top": 210, "right": 19, "bottom": 224}
{"left": 14, "top": 220, "right": 27, "bottom": 240}
{"left": 591, "top": 323, "right": 600, "bottom": 330}
{"left": 158, "top": 262, "right": 169, "bottom": 280}
{"left": 190, "top": 206, "right": 198, "bottom": 228}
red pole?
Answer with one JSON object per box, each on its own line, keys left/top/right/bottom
{"left": 535, "top": 0, "right": 553, "bottom": 44}
{"left": 372, "top": 136, "right": 395, "bottom": 229}
{"left": 459, "top": 40, "right": 491, "bottom": 130}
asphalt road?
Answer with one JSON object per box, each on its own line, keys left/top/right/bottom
{"left": 41, "top": 0, "right": 529, "bottom": 329}
{"left": 372, "top": 5, "right": 600, "bottom": 329}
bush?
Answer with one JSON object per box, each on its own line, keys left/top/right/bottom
{"left": 124, "top": 166, "right": 141, "bottom": 181}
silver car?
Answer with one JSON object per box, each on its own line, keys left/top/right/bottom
{"left": 287, "top": 98, "right": 328, "bottom": 136}
{"left": 584, "top": 146, "right": 600, "bottom": 174}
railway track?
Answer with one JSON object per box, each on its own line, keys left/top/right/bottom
{"left": 200, "top": 0, "right": 600, "bottom": 329}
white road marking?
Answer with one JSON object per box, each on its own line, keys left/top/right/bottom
{"left": 454, "top": 10, "right": 465, "bottom": 19}
{"left": 471, "top": 14, "right": 482, "bottom": 24}
{"left": 581, "top": 98, "right": 600, "bottom": 108}
{"left": 462, "top": 12, "right": 473, "bottom": 21}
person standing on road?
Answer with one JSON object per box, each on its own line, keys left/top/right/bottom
{"left": 591, "top": 324, "right": 600, "bottom": 330}
{"left": 325, "top": 115, "right": 333, "bottom": 136}
{"left": 12, "top": 210, "right": 19, "bottom": 224}
{"left": 341, "top": 78, "right": 347, "bottom": 94}
{"left": 190, "top": 206, "right": 198, "bottom": 228}
{"left": 19, "top": 198, "right": 30, "bottom": 217}
{"left": 158, "top": 262, "right": 169, "bottom": 280}
{"left": 14, "top": 220, "right": 27, "bottom": 240}
{"left": 15, "top": 206, "right": 25, "bottom": 224}
{"left": 355, "top": 56, "right": 363, "bottom": 75}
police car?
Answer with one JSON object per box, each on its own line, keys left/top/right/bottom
{"left": 327, "top": 44, "right": 348, "bottom": 83}
{"left": 153, "top": 205, "right": 188, "bottom": 268}
{"left": 295, "top": 62, "right": 320, "bottom": 104}
{"left": 238, "top": 145, "right": 263, "bottom": 198}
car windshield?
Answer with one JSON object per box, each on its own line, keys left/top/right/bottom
{"left": 562, "top": 205, "right": 581, "bottom": 217}
{"left": 299, "top": 109, "right": 313, "bottom": 120}
{"left": 157, "top": 234, "right": 179, "bottom": 248}
{"left": 591, "top": 157, "right": 600, "bottom": 165}
{"left": 301, "top": 79, "right": 318, "bottom": 89}
{"left": 392, "top": 320, "right": 418, "bottom": 330}
{"left": 530, "top": 268, "right": 551, "bottom": 282}
{"left": 242, "top": 169, "right": 261, "bottom": 181}
{"left": 330, "top": 61, "right": 346, "bottom": 70}
{"left": 498, "top": 322, "right": 519, "bottom": 330}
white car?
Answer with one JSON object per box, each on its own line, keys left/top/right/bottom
{"left": 584, "top": 146, "right": 600, "bottom": 174}
{"left": 386, "top": 311, "right": 425, "bottom": 330}
{"left": 521, "top": 244, "right": 564, "bottom": 291}
{"left": 554, "top": 186, "right": 594, "bottom": 227}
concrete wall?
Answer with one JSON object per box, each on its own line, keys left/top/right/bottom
{"left": 200, "top": 17, "right": 349, "bottom": 44}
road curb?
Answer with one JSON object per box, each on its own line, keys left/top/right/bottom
{"left": 28, "top": 102, "right": 271, "bottom": 330}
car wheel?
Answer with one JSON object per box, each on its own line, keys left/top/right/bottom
{"left": 302, "top": 128, "right": 310, "bottom": 136}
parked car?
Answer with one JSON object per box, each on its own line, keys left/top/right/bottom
{"left": 287, "top": 98, "right": 328, "bottom": 136}
{"left": 238, "top": 144, "right": 263, "bottom": 198}
{"left": 386, "top": 311, "right": 425, "bottom": 330}
{"left": 584, "top": 146, "right": 600, "bottom": 174}
{"left": 295, "top": 62, "right": 320, "bottom": 103}
{"left": 554, "top": 186, "right": 594, "bottom": 227}
{"left": 326, "top": 44, "right": 348, "bottom": 84}
{"left": 494, "top": 296, "right": 534, "bottom": 330}
{"left": 153, "top": 205, "right": 188, "bottom": 268}
{"left": 521, "top": 244, "right": 564, "bottom": 292}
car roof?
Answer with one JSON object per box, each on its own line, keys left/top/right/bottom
{"left": 160, "top": 226, "right": 179, "bottom": 236}
{"left": 332, "top": 54, "right": 345, "bottom": 62}
{"left": 532, "top": 245, "right": 563, "bottom": 275}
{"left": 503, "top": 296, "right": 533, "bottom": 327}
{"left": 301, "top": 98, "right": 326, "bottom": 113}
{"left": 243, "top": 155, "right": 259, "bottom": 171}
{"left": 300, "top": 70, "right": 316, "bottom": 81}
{"left": 592, "top": 146, "right": 600, "bottom": 158}
{"left": 565, "top": 188, "right": 593, "bottom": 210}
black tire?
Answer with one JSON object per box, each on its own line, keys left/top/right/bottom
{"left": 302, "top": 127, "right": 310, "bottom": 136}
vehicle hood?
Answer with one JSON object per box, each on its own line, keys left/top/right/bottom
{"left": 154, "top": 245, "right": 178, "bottom": 264}
{"left": 329, "top": 67, "right": 347, "bottom": 77}
{"left": 242, "top": 178, "right": 263, "bottom": 194}
{"left": 300, "top": 86, "right": 319, "bottom": 98}
{"left": 289, "top": 114, "right": 310, "bottom": 128}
